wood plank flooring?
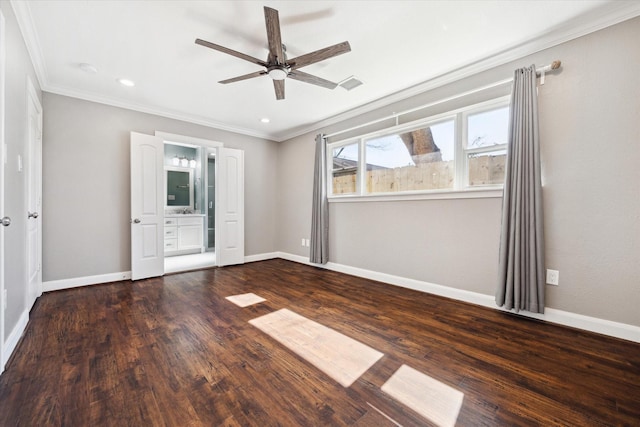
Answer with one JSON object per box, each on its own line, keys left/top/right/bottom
{"left": 0, "top": 259, "right": 639, "bottom": 426}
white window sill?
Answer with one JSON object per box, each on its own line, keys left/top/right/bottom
{"left": 328, "top": 187, "right": 503, "bottom": 203}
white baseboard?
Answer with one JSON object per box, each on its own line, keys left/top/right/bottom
{"left": 43, "top": 271, "right": 132, "bottom": 292}
{"left": 276, "top": 252, "right": 640, "bottom": 344}
{"left": 40, "top": 253, "right": 280, "bottom": 292}
{"left": 37, "top": 253, "right": 640, "bottom": 343}
{"left": 2, "top": 309, "right": 29, "bottom": 370}
{"left": 244, "top": 252, "right": 279, "bottom": 263}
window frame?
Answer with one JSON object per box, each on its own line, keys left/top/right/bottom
{"left": 329, "top": 139, "right": 361, "bottom": 196}
{"left": 327, "top": 95, "right": 510, "bottom": 200}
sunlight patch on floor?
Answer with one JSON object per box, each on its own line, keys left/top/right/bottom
{"left": 381, "top": 364, "right": 464, "bottom": 427}
{"left": 249, "top": 308, "right": 384, "bottom": 387}
{"left": 226, "top": 293, "right": 266, "bottom": 307}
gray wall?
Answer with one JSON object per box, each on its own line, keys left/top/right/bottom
{"left": 1, "top": 2, "right": 43, "bottom": 338}
{"left": 277, "top": 17, "right": 640, "bottom": 327}
{"left": 42, "top": 93, "right": 279, "bottom": 282}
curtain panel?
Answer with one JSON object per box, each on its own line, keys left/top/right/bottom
{"left": 496, "top": 65, "right": 546, "bottom": 314}
{"left": 310, "top": 134, "right": 329, "bottom": 264}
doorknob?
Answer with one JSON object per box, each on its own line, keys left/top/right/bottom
{"left": 133, "top": 218, "right": 141, "bottom": 224}
{"left": 1, "top": 217, "right": 10, "bottom": 227}
{"left": 28, "top": 211, "right": 39, "bottom": 219}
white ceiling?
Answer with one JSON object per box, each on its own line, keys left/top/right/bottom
{"left": 12, "top": 1, "right": 640, "bottom": 141}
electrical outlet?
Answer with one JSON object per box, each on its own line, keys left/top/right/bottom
{"left": 301, "top": 238, "right": 306, "bottom": 247}
{"left": 305, "top": 239, "right": 310, "bottom": 247}
{"left": 546, "top": 269, "right": 559, "bottom": 286}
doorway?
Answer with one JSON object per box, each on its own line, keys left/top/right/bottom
{"left": 157, "top": 134, "right": 223, "bottom": 274}
{"left": 130, "top": 131, "right": 244, "bottom": 280}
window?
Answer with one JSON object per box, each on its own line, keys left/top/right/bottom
{"left": 365, "top": 119, "right": 455, "bottom": 193}
{"left": 327, "top": 96, "right": 509, "bottom": 198}
{"left": 331, "top": 142, "right": 359, "bottom": 195}
{"left": 464, "top": 105, "right": 509, "bottom": 187}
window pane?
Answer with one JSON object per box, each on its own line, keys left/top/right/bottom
{"left": 365, "top": 120, "right": 454, "bottom": 193}
{"left": 332, "top": 143, "right": 358, "bottom": 194}
{"left": 468, "top": 149, "right": 506, "bottom": 186}
{"left": 467, "top": 106, "right": 509, "bottom": 148}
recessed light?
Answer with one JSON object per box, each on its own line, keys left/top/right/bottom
{"left": 117, "top": 78, "right": 135, "bottom": 87}
{"left": 260, "top": 118, "right": 270, "bottom": 123}
{"left": 79, "top": 63, "right": 98, "bottom": 74}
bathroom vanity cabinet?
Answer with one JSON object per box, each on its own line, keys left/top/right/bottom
{"left": 164, "top": 215, "right": 205, "bottom": 255}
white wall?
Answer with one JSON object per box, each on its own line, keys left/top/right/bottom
{"left": 42, "top": 93, "right": 278, "bottom": 282}
{"left": 0, "top": 1, "right": 42, "bottom": 341}
{"left": 277, "top": 17, "right": 640, "bottom": 328}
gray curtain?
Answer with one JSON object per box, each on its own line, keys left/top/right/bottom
{"left": 310, "top": 134, "right": 329, "bottom": 264}
{"left": 496, "top": 65, "right": 545, "bottom": 313}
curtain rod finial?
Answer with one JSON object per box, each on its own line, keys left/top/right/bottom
{"left": 551, "top": 60, "right": 561, "bottom": 70}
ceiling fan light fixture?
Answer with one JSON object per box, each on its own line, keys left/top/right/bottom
{"left": 268, "top": 66, "right": 289, "bottom": 81}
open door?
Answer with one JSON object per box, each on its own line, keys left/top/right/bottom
{"left": 26, "top": 77, "right": 42, "bottom": 309}
{"left": 130, "top": 132, "right": 164, "bottom": 280}
{"left": 216, "top": 147, "right": 244, "bottom": 266}
{"left": 0, "top": 9, "right": 6, "bottom": 371}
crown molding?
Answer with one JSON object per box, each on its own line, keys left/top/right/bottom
{"left": 43, "top": 84, "right": 275, "bottom": 141}
{"left": 10, "top": 0, "right": 276, "bottom": 142}
{"left": 11, "top": 0, "right": 640, "bottom": 143}
{"left": 275, "top": 1, "right": 640, "bottom": 142}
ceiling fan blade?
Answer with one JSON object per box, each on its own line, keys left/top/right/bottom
{"left": 195, "top": 38, "right": 267, "bottom": 67}
{"left": 264, "top": 7, "right": 285, "bottom": 64}
{"left": 273, "top": 79, "right": 285, "bottom": 100}
{"left": 288, "top": 70, "right": 338, "bottom": 90}
{"left": 288, "top": 41, "right": 351, "bottom": 69}
{"left": 219, "top": 71, "right": 267, "bottom": 84}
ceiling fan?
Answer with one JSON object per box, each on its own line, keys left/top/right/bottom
{"left": 195, "top": 6, "right": 351, "bottom": 100}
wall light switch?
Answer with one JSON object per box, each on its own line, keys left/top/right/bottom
{"left": 305, "top": 239, "right": 310, "bottom": 247}
{"left": 17, "top": 155, "right": 23, "bottom": 172}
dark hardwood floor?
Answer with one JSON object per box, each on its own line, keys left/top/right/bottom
{"left": 0, "top": 259, "right": 638, "bottom": 426}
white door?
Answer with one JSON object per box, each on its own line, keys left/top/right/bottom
{"left": 0, "top": 9, "right": 6, "bottom": 371}
{"left": 130, "top": 132, "right": 164, "bottom": 280}
{"left": 215, "top": 147, "right": 244, "bottom": 267}
{"left": 26, "top": 77, "right": 42, "bottom": 309}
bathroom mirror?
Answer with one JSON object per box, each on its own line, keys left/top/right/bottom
{"left": 165, "top": 166, "right": 194, "bottom": 208}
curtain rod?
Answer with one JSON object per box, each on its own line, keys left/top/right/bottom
{"left": 324, "top": 60, "right": 562, "bottom": 140}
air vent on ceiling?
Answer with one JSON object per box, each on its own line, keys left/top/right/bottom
{"left": 339, "top": 76, "right": 363, "bottom": 91}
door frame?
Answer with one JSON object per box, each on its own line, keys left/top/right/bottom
{"left": 25, "top": 75, "right": 42, "bottom": 309}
